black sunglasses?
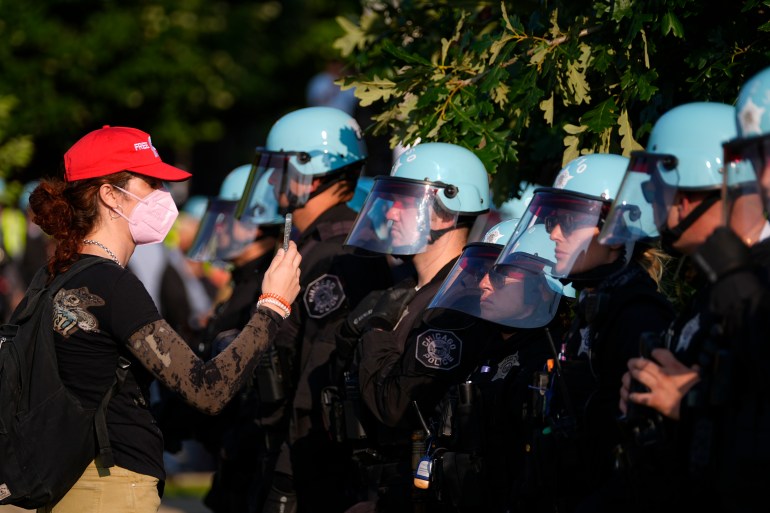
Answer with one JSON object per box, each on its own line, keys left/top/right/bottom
{"left": 543, "top": 212, "right": 597, "bottom": 236}
{"left": 488, "top": 267, "right": 527, "bottom": 288}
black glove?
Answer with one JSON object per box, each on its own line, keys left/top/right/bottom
{"left": 347, "top": 289, "right": 387, "bottom": 338}
{"left": 335, "top": 289, "right": 387, "bottom": 361}
{"left": 367, "top": 283, "right": 418, "bottom": 331}
{"left": 691, "top": 227, "right": 752, "bottom": 284}
{"left": 334, "top": 280, "right": 418, "bottom": 369}
{"left": 332, "top": 289, "right": 389, "bottom": 383}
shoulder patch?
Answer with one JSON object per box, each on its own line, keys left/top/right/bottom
{"left": 675, "top": 313, "right": 700, "bottom": 353}
{"left": 304, "top": 273, "right": 346, "bottom": 319}
{"left": 415, "top": 329, "right": 462, "bottom": 371}
{"left": 492, "top": 352, "right": 520, "bottom": 381}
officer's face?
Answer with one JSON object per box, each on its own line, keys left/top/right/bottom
{"left": 479, "top": 270, "right": 533, "bottom": 321}
{"left": 386, "top": 197, "right": 421, "bottom": 248}
{"left": 268, "top": 166, "right": 315, "bottom": 209}
{"left": 664, "top": 191, "right": 722, "bottom": 255}
{"left": 212, "top": 215, "right": 258, "bottom": 259}
{"left": 548, "top": 209, "right": 610, "bottom": 275}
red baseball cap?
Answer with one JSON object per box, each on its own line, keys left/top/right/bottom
{"left": 63, "top": 125, "right": 192, "bottom": 182}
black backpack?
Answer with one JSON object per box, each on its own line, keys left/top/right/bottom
{"left": 0, "top": 258, "right": 130, "bottom": 508}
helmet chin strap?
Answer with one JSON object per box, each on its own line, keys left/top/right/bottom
{"left": 659, "top": 191, "right": 720, "bottom": 255}
{"left": 624, "top": 240, "right": 636, "bottom": 265}
{"left": 428, "top": 226, "right": 455, "bottom": 243}
{"left": 428, "top": 215, "right": 474, "bottom": 244}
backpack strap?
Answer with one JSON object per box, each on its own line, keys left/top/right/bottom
{"left": 94, "top": 356, "right": 131, "bottom": 468}
{"left": 10, "top": 258, "right": 109, "bottom": 324}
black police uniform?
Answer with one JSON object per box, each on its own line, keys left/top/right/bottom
{"left": 616, "top": 266, "right": 717, "bottom": 513}
{"left": 426, "top": 324, "right": 560, "bottom": 513}
{"left": 353, "top": 258, "right": 504, "bottom": 513}
{"left": 536, "top": 258, "right": 674, "bottom": 513}
{"left": 682, "top": 232, "right": 770, "bottom": 513}
{"left": 270, "top": 203, "right": 393, "bottom": 513}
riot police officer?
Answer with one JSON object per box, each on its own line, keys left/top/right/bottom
{"left": 193, "top": 164, "right": 285, "bottom": 512}
{"left": 337, "top": 142, "right": 493, "bottom": 512}
{"left": 503, "top": 153, "right": 675, "bottom": 512}
{"left": 421, "top": 217, "right": 573, "bottom": 512}
{"left": 622, "top": 74, "right": 770, "bottom": 513}
{"left": 236, "top": 106, "right": 393, "bottom": 513}
{"left": 605, "top": 102, "right": 738, "bottom": 510}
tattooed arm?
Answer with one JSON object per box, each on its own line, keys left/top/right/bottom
{"left": 127, "top": 307, "right": 281, "bottom": 415}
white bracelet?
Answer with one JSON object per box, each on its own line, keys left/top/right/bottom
{"left": 257, "top": 298, "right": 291, "bottom": 319}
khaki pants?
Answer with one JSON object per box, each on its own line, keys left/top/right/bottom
{"left": 37, "top": 461, "right": 161, "bottom": 513}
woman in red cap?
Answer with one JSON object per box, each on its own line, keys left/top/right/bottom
{"left": 26, "top": 126, "right": 301, "bottom": 513}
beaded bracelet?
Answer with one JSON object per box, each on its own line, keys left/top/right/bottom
{"left": 257, "top": 298, "right": 291, "bottom": 319}
{"left": 259, "top": 292, "right": 292, "bottom": 312}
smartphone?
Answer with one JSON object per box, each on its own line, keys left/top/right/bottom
{"left": 283, "top": 213, "right": 293, "bottom": 251}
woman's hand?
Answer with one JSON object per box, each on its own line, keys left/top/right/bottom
{"left": 261, "top": 241, "right": 302, "bottom": 308}
{"left": 619, "top": 348, "right": 700, "bottom": 420}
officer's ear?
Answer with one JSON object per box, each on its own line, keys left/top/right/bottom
{"left": 304, "top": 177, "right": 321, "bottom": 195}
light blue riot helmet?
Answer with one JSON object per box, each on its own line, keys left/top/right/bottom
{"left": 498, "top": 153, "right": 630, "bottom": 280}
{"left": 468, "top": 181, "right": 539, "bottom": 243}
{"left": 498, "top": 182, "right": 538, "bottom": 221}
{"left": 344, "top": 142, "right": 490, "bottom": 256}
{"left": 722, "top": 67, "right": 770, "bottom": 227}
{"left": 427, "top": 219, "right": 569, "bottom": 329}
{"left": 18, "top": 180, "right": 40, "bottom": 212}
{"left": 181, "top": 195, "right": 209, "bottom": 221}
{"left": 188, "top": 164, "right": 282, "bottom": 264}
{"left": 600, "top": 103, "right": 737, "bottom": 249}
{"left": 236, "top": 106, "right": 367, "bottom": 216}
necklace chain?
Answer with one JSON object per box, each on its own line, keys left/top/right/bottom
{"left": 82, "top": 239, "right": 122, "bottom": 267}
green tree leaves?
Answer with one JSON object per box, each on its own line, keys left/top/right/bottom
{"left": 336, "top": 1, "right": 770, "bottom": 199}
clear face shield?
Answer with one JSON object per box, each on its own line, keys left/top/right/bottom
{"left": 721, "top": 137, "right": 767, "bottom": 241}
{"left": 499, "top": 189, "right": 608, "bottom": 278}
{"left": 344, "top": 177, "right": 459, "bottom": 256}
{"left": 423, "top": 243, "right": 500, "bottom": 328}
{"left": 425, "top": 241, "right": 563, "bottom": 329}
{"left": 235, "top": 149, "right": 318, "bottom": 218}
{"left": 490, "top": 224, "right": 565, "bottom": 327}
{"left": 186, "top": 199, "right": 262, "bottom": 264}
{"left": 189, "top": 169, "right": 281, "bottom": 265}
{"left": 599, "top": 152, "right": 673, "bottom": 245}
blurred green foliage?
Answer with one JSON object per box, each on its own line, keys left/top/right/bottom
{"left": 0, "top": 0, "right": 360, "bottom": 192}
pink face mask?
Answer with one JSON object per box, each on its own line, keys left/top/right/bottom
{"left": 114, "top": 186, "right": 178, "bottom": 245}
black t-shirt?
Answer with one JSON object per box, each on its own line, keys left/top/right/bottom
{"left": 53, "top": 255, "right": 164, "bottom": 480}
